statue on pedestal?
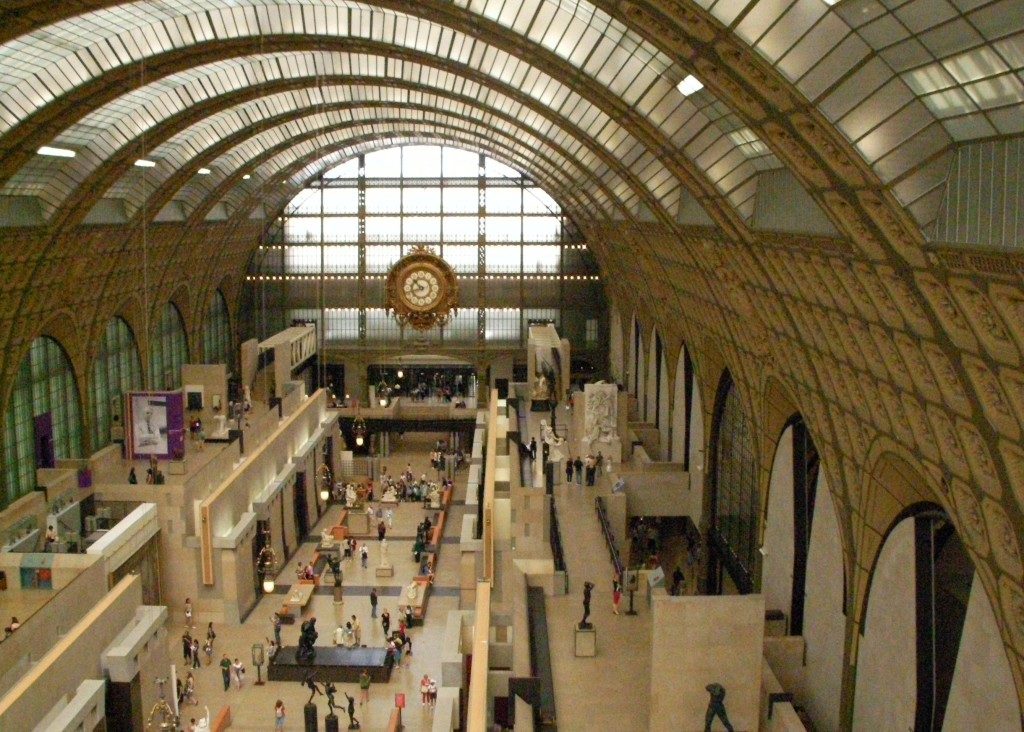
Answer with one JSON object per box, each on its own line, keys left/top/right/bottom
{"left": 382, "top": 484, "right": 398, "bottom": 502}
{"left": 379, "top": 539, "right": 391, "bottom": 568}
{"left": 539, "top": 420, "right": 566, "bottom": 463}
{"left": 579, "top": 581, "right": 595, "bottom": 629}
{"left": 427, "top": 484, "right": 441, "bottom": 509}
{"left": 344, "top": 691, "right": 359, "bottom": 729}
{"left": 303, "top": 672, "right": 323, "bottom": 705}
{"left": 345, "top": 484, "right": 357, "bottom": 508}
{"left": 326, "top": 554, "right": 343, "bottom": 587}
{"left": 406, "top": 580, "right": 419, "bottom": 601}
{"left": 296, "top": 617, "right": 318, "bottom": 663}
{"left": 582, "top": 382, "right": 618, "bottom": 453}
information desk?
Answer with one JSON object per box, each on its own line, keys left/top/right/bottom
{"left": 268, "top": 645, "right": 392, "bottom": 683}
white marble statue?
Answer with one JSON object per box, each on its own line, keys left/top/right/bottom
{"left": 406, "top": 580, "right": 419, "bottom": 601}
{"left": 583, "top": 382, "right": 619, "bottom": 449}
{"left": 539, "top": 419, "right": 566, "bottom": 462}
{"left": 345, "top": 484, "right": 358, "bottom": 508}
{"left": 379, "top": 538, "right": 391, "bottom": 567}
{"left": 321, "top": 528, "right": 333, "bottom": 547}
{"left": 381, "top": 483, "right": 398, "bottom": 502}
{"left": 427, "top": 484, "right": 442, "bottom": 509}
{"left": 531, "top": 373, "right": 550, "bottom": 401}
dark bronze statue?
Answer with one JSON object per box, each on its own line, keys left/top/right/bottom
{"left": 343, "top": 691, "right": 359, "bottom": 728}
{"left": 297, "top": 616, "right": 318, "bottom": 663}
{"left": 704, "top": 682, "right": 734, "bottom": 732}
{"left": 324, "top": 680, "right": 338, "bottom": 715}
{"left": 302, "top": 671, "right": 323, "bottom": 705}
{"left": 326, "top": 554, "right": 343, "bottom": 586}
{"left": 579, "top": 581, "right": 595, "bottom": 628}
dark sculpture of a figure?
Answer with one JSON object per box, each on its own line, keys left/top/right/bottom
{"left": 703, "top": 683, "right": 735, "bottom": 732}
{"left": 324, "top": 680, "right": 338, "bottom": 715}
{"left": 296, "top": 616, "right": 318, "bottom": 663}
{"left": 343, "top": 691, "right": 360, "bottom": 728}
{"left": 579, "top": 581, "right": 595, "bottom": 628}
{"left": 326, "top": 554, "right": 343, "bottom": 586}
{"left": 302, "top": 672, "right": 322, "bottom": 704}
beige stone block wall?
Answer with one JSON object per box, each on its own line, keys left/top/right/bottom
{"left": 650, "top": 594, "right": 764, "bottom": 731}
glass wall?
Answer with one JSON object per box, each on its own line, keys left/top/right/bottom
{"left": 150, "top": 303, "right": 189, "bottom": 390}
{"left": 3, "top": 337, "right": 83, "bottom": 508}
{"left": 203, "top": 290, "right": 231, "bottom": 366}
{"left": 249, "top": 145, "right": 605, "bottom": 351}
{"left": 90, "top": 318, "right": 143, "bottom": 450}
{"left": 709, "top": 372, "right": 761, "bottom": 593}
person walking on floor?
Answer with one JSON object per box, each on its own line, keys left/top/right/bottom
{"left": 528, "top": 438, "right": 537, "bottom": 462}
{"left": 381, "top": 608, "right": 391, "bottom": 637}
{"left": 182, "top": 631, "right": 193, "bottom": 664}
{"left": 191, "top": 638, "right": 201, "bottom": 668}
{"left": 184, "top": 672, "right": 198, "bottom": 706}
{"left": 184, "top": 597, "right": 194, "bottom": 628}
{"left": 370, "top": 587, "right": 379, "bottom": 618}
{"left": 377, "top": 519, "right": 386, "bottom": 542}
{"left": 206, "top": 622, "right": 216, "bottom": 648}
{"left": 565, "top": 459, "right": 573, "bottom": 484}
{"left": 219, "top": 655, "right": 231, "bottom": 691}
{"left": 360, "top": 543, "right": 369, "bottom": 568}
{"left": 359, "top": 670, "right": 371, "bottom": 705}
{"left": 232, "top": 658, "right": 245, "bottom": 689}
{"left": 420, "top": 674, "right": 431, "bottom": 706}
{"left": 203, "top": 638, "right": 213, "bottom": 666}
{"left": 585, "top": 454, "right": 597, "bottom": 486}
{"left": 274, "top": 700, "right": 286, "bottom": 730}
{"left": 573, "top": 456, "right": 583, "bottom": 485}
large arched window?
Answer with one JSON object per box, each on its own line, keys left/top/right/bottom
{"left": 3, "top": 337, "right": 83, "bottom": 508}
{"left": 203, "top": 290, "right": 231, "bottom": 366}
{"left": 90, "top": 317, "right": 143, "bottom": 450}
{"left": 707, "top": 371, "right": 760, "bottom": 593}
{"left": 149, "top": 303, "right": 188, "bottom": 390}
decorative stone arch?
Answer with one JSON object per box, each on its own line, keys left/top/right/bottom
{"left": 85, "top": 314, "right": 145, "bottom": 454}
{"left": 161, "top": 283, "right": 195, "bottom": 360}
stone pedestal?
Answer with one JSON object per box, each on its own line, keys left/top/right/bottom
{"left": 304, "top": 702, "right": 318, "bottom": 732}
{"left": 333, "top": 584, "right": 344, "bottom": 603}
{"left": 574, "top": 626, "right": 596, "bottom": 657}
{"left": 375, "top": 564, "right": 394, "bottom": 578}
{"left": 325, "top": 713, "right": 340, "bottom": 732}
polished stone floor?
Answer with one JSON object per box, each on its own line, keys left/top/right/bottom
{"left": 163, "top": 433, "right": 466, "bottom": 730}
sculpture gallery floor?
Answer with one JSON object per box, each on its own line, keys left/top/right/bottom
{"left": 163, "top": 433, "right": 466, "bottom": 730}
{"left": 523, "top": 406, "right": 654, "bottom": 732}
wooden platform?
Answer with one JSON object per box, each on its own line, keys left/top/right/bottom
{"left": 268, "top": 645, "right": 392, "bottom": 683}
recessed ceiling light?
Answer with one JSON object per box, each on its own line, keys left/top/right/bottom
{"left": 243, "top": 174, "right": 251, "bottom": 180}
{"left": 198, "top": 167, "right": 211, "bottom": 175}
{"left": 37, "top": 145, "right": 76, "bottom": 158}
{"left": 677, "top": 74, "right": 704, "bottom": 96}
{"left": 134, "top": 159, "right": 157, "bottom": 168}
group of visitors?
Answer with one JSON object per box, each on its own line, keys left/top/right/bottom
{"left": 376, "top": 464, "right": 451, "bottom": 504}
{"left": 420, "top": 674, "right": 439, "bottom": 706}
{"left": 565, "top": 452, "right": 604, "bottom": 486}
{"left": 405, "top": 370, "right": 468, "bottom": 402}
{"left": 428, "top": 446, "right": 466, "bottom": 472}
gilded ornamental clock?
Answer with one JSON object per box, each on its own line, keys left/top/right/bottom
{"left": 385, "top": 245, "right": 459, "bottom": 331}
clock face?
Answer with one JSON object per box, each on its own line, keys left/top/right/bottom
{"left": 401, "top": 268, "right": 441, "bottom": 309}
{"left": 385, "top": 246, "right": 458, "bottom": 330}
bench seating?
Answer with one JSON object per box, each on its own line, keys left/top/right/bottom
{"left": 387, "top": 707, "right": 402, "bottom": 731}
{"left": 211, "top": 705, "right": 231, "bottom": 731}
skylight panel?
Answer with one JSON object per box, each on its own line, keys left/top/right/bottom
{"left": 728, "top": 128, "right": 771, "bottom": 157}
{"left": 677, "top": 74, "right": 704, "bottom": 96}
{"left": 37, "top": 145, "right": 76, "bottom": 158}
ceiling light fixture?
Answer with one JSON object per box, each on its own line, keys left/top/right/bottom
{"left": 198, "top": 167, "right": 212, "bottom": 175}
{"left": 677, "top": 74, "right": 704, "bottom": 96}
{"left": 134, "top": 159, "right": 157, "bottom": 168}
{"left": 37, "top": 145, "right": 76, "bottom": 158}
{"left": 243, "top": 174, "right": 252, "bottom": 180}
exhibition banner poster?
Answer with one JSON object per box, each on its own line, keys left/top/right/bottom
{"left": 126, "top": 391, "right": 186, "bottom": 460}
